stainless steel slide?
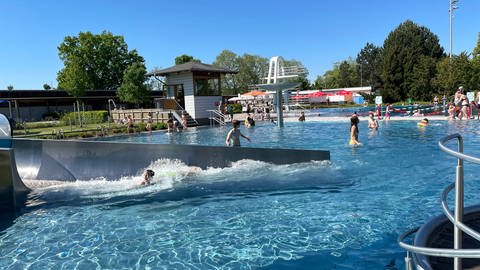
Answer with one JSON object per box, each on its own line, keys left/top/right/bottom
{"left": 1, "top": 138, "right": 329, "bottom": 212}
{"left": 12, "top": 139, "right": 330, "bottom": 181}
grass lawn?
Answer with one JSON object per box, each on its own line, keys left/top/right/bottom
{"left": 13, "top": 121, "right": 167, "bottom": 139}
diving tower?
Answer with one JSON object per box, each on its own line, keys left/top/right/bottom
{"left": 257, "top": 56, "right": 306, "bottom": 127}
{"left": 264, "top": 56, "right": 306, "bottom": 84}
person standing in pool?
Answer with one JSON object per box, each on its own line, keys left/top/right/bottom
{"left": 146, "top": 112, "right": 153, "bottom": 133}
{"left": 298, "top": 111, "right": 306, "bottom": 122}
{"left": 226, "top": 120, "right": 251, "bottom": 147}
{"left": 367, "top": 112, "right": 378, "bottom": 130}
{"left": 349, "top": 115, "right": 361, "bottom": 146}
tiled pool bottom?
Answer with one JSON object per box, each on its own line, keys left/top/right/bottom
{"left": 2, "top": 119, "right": 480, "bottom": 269}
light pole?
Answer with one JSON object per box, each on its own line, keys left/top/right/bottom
{"left": 449, "top": 0, "right": 459, "bottom": 59}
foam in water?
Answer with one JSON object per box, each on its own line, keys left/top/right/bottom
{"left": 24, "top": 158, "right": 336, "bottom": 203}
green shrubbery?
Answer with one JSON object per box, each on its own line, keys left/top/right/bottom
{"left": 61, "top": 110, "right": 108, "bottom": 125}
{"left": 229, "top": 103, "right": 242, "bottom": 113}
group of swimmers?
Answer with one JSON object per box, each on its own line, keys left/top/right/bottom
{"left": 349, "top": 111, "right": 429, "bottom": 146}
{"left": 166, "top": 112, "right": 189, "bottom": 133}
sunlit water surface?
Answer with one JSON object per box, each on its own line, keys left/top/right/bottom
{"left": 2, "top": 119, "right": 480, "bottom": 270}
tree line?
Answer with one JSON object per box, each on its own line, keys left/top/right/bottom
{"left": 22, "top": 20, "right": 479, "bottom": 106}
{"left": 314, "top": 20, "right": 480, "bottom": 103}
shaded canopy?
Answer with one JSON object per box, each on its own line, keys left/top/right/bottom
{"left": 242, "top": 90, "right": 267, "bottom": 97}
{"left": 147, "top": 62, "right": 237, "bottom": 77}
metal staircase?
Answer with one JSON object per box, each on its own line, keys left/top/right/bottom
{"left": 398, "top": 133, "right": 480, "bottom": 270}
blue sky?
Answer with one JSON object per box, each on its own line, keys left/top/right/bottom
{"left": 1, "top": 0, "right": 479, "bottom": 90}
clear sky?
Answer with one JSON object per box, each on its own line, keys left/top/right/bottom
{"left": 1, "top": 0, "right": 479, "bottom": 90}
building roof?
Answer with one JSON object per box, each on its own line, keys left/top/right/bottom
{"left": 147, "top": 62, "right": 237, "bottom": 77}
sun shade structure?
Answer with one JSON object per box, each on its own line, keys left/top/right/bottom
{"left": 147, "top": 62, "right": 237, "bottom": 77}
{"left": 241, "top": 90, "right": 267, "bottom": 97}
{"left": 336, "top": 90, "right": 352, "bottom": 96}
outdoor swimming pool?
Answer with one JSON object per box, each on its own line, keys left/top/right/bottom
{"left": 2, "top": 119, "right": 480, "bottom": 269}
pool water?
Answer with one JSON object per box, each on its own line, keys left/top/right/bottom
{"left": 2, "top": 119, "right": 480, "bottom": 269}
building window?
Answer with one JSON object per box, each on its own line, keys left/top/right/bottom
{"left": 194, "top": 76, "right": 220, "bottom": 96}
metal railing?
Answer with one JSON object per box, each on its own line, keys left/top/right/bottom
{"left": 398, "top": 133, "right": 480, "bottom": 270}
{"left": 207, "top": 110, "right": 226, "bottom": 127}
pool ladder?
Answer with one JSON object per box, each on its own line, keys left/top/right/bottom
{"left": 398, "top": 133, "right": 480, "bottom": 270}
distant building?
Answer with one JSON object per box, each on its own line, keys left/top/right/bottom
{"left": 0, "top": 90, "right": 163, "bottom": 122}
{"left": 320, "top": 86, "right": 373, "bottom": 95}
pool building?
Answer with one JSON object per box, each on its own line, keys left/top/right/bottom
{"left": 147, "top": 62, "right": 237, "bottom": 125}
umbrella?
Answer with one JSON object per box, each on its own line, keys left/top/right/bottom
{"left": 228, "top": 96, "right": 253, "bottom": 101}
{"left": 292, "top": 95, "right": 307, "bottom": 100}
{"left": 308, "top": 91, "right": 327, "bottom": 97}
{"left": 242, "top": 90, "right": 267, "bottom": 97}
{"left": 336, "top": 90, "right": 352, "bottom": 96}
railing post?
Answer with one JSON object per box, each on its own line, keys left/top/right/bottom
{"left": 454, "top": 136, "right": 464, "bottom": 270}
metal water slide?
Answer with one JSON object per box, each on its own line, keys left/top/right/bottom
{"left": 12, "top": 139, "right": 330, "bottom": 182}
{"left": 1, "top": 121, "right": 330, "bottom": 212}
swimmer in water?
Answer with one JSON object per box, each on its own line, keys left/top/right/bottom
{"left": 140, "top": 169, "right": 155, "bottom": 185}
{"left": 349, "top": 115, "right": 361, "bottom": 146}
{"left": 417, "top": 118, "right": 429, "bottom": 127}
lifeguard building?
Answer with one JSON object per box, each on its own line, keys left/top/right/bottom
{"left": 147, "top": 62, "right": 237, "bottom": 125}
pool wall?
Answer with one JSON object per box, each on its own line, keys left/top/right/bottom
{"left": 0, "top": 148, "right": 30, "bottom": 212}
{"left": 12, "top": 138, "right": 330, "bottom": 181}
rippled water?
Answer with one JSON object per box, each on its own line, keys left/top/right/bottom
{"left": 2, "top": 119, "right": 480, "bottom": 269}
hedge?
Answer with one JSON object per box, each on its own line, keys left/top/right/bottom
{"left": 61, "top": 110, "right": 108, "bottom": 125}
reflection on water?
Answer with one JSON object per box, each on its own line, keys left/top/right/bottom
{"left": 3, "top": 120, "right": 480, "bottom": 269}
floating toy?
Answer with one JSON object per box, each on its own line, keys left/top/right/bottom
{"left": 417, "top": 118, "right": 429, "bottom": 127}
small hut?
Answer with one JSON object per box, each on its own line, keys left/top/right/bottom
{"left": 148, "top": 62, "right": 236, "bottom": 124}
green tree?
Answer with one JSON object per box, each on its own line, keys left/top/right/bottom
{"left": 7, "top": 85, "right": 13, "bottom": 91}
{"left": 57, "top": 31, "right": 144, "bottom": 94}
{"left": 117, "top": 62, "right": 150, "bottom": 107}
{"left": 57, "top": 58, "right": 92, "bottom": 99}
{"left": 382, "top": 20, "right": 444, "bottom": 102}
{"left": 408, "top": 56, "right": 437, "bottom": 100}
{"left": 323, "top": 68, "right": 340, "bottom": 89}
{"left": 356, "top": 43, "right": 383, "bottom": 89}
{"left": 338, "top": 60, "right": 358, "bottom": 87}
{"left": 236, "top": 54, "right": 268, "bottom": 92}
{"left": 319, "top": 59, "right": 358, "bottom": 89}
{"left": 433, "top": 53, "right": 474, "bottom": 96}
{"left": 313, "top": 75, "right": 326, "bottom": 89}
{"left": 43, "top": 83, "right": 52, "bottom": 90}
{"left": 175, "top": 54, "right": 201, "bottom": 65}
{"left": 213, "top": 50, "right": 241, "bottom": 95}
{"left": 472, "top": 33, "right": 480, "bottom": 58}
{"left": 471, "top": 33, "right": 480, "bottom": 90}
{"left": 283, "top": 59, "right": 310, "bottom": 90}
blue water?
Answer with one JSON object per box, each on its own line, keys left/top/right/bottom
{"left": 2, "top": 119, "right": 480, "bottom": 269}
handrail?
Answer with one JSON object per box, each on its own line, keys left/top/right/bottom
{"left": 398, "top": 133, "right": 480, "bottom": 270}
{"left": 441, "top": 183, "right": 480, "bottom": 242}
{"left": 207, "top": 110, "right": 226, "bottom": 126}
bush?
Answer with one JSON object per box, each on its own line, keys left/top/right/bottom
{"left": 24, "top": 121, "right": 62, "bottom": 129}
{"left": 61, "top": 110, "right": 108, "bottom": 125}
{"left": 230, "top": 103, "right": 242, "bottom": 114}
{"left": 42, "top": 111, "right": 63, "bottom": 120}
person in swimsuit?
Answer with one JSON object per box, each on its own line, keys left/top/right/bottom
{"left": 367, "top": 112, "right": 378, "bottom": 130}
{"left": 226, "top": 120, "right": 251, "bottom": 147}
{"left": 298, "top": 111, "right": 306, "bottom": 122}
{"left": 140, "top": 169, "right": 155, "bottom": 185}
{"left": 349, "top": 115, "right": 361, "bottom": 146}
{"left": 146, "top": 112, "right": 153, "bottom": 133}
{"left": 181, "top": 112, "right": 188, "bottom": 130}
{"left": 126, "top": 114, "right": 134, "bottom": 133}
